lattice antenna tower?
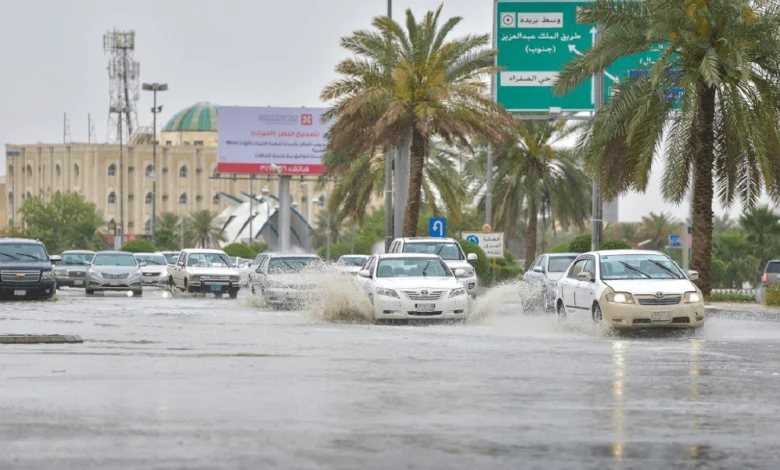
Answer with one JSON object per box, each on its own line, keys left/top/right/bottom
{"left": 104, "top": 30, "right": 140, "bottom": 142}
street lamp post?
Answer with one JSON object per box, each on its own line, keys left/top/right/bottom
{"left": 141, "top": 82, "right": 168, "bottom": 244}
{"left": 262, "top": 185, "right": 271, "bottom": 247}
{"left": 109, "top": 105, "right": 129, "bottom": 247}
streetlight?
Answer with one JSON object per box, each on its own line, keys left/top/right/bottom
{"left": 109, "top": 105, "right": 129, "bottom": 247}
{"left": 261, "top": 185, "right": 271, "bottom": 246}
{"left": 141, "top": 82, "right": 168, "bottom": 244}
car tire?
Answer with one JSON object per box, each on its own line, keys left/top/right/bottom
{"left": 556, "top": 300, "right": 566, "bottom": 322}
{"left": 229, "top": 289, "right": 239, "bottom": 299}
{"left": 168, "top": 277, "right": 175, "bottom": 291}
{"left": 85, "top": 289, "right": 94, "bottom": 296}
{"left": 215, "top": 292, "right": 223, "bottom": 299}
{"left": 133, "top": 290, "right": 143, "bottom": 297}
{"left": 592, "top": 302, "right": 603, "bottom": 323}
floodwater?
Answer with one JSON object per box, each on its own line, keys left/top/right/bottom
{"left": 1, "top": 284, "right": 780, "bottom": 469}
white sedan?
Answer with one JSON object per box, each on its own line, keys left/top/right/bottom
{"left": 554, "top": 250, "right": 705, "bottom": 330}
{"left": 355, "top": 254, "right": 469, "bottom": 322}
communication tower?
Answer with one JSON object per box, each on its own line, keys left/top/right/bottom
{"left": 103, "top": 30, "right": 140, "bottom": 142}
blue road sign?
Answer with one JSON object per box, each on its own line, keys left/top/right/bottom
{"left": 466, "top": 234, "right": 480, "bottom": 245}
{"left": 669, "top": 234, "right": 681, "bottom": 248}
{"left": 429, "top": 218, "right": 447, "bottom": 238}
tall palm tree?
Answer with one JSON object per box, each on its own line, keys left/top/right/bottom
{"left": 552, "top": 0, "right": 780, "bottom": 294}
{"left": 739, "top": 205, "right": 780, "bottom": 268}
{"left": 712, "top": 214, "right": 735, "bottom": 236}
{"left": 466, "top": 121, "right": 591, "bottom": 268}
{"left": 186, "top": 210, "right": 226, "bottom": 249}
{"left": 713, "top": 231, "right": 760, "bottom": 288}
{"left": 321, "top": 5, "right": 515, "bottom": 237}
{"left": 636, "top": 212, "right": 681, "bottom": 251}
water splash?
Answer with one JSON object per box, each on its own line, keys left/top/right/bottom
{"left": 467, "top": 280, "right": 543, "bottom": 324}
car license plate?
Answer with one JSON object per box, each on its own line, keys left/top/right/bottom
{"left": 13, "top": 290, "right": 26, "bottom": 296}
{"left": 651, "top": 311, "right": 672, "bottom": 322}
{"left": 110, "top": 281, "right": 120, "bottom": 286}
{"left": 416, "top": 303, "right": 435, "bottom": 312}
{"left": 210, "top": 284, "right": 222, "bottom": 292}
{"left": 74, "top": 280, "right": 83, "bottom": 286}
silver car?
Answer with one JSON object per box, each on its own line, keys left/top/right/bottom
{"left": 54, "top": 250, "right": 95, "bottom": 288}
{"left": 253, "top": 254, "right": 324, "bottom": 309}
{"left": 134, "top": 253, "right": 169, "bottom": 286}
{"left": 85, "top": 251, "right": 144, "bottom": 296}
{"left": 523, "top": 252, "right": 579, "bottom": 311}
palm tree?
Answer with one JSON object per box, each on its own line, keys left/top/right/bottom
{"left": 186, "top": 210, "right": 226, "bottom": 249}
{"left": 466, "top": 121, "right": 591, "bottom": 268}
{"left": 552, "top": 0, "right": 780, "bottom": 294}
{"left": 739, "top": 205, "right": 780, "bottom": 268}
{"left": 712, "top": 214, "right": 735, "bottom": 236}
{"left": 321, "top": 5, "right": 515, "bottom": 237}
{"left": 636, "top": 212, "right": 681, "bottom": 251}
{"left": 713, "top": 231, "right": 760, "bottom": 288}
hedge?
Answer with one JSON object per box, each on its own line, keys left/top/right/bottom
{"left": 569, "top": 235, "right": 632, "bottom": 252}
{"left": 458, "top": 239, "right": 490, "bottom": 284}
{"left": 120, "top": 239, "right": 158, "bottom": 253}
{"left": 765, "top": 283, "right": 780, "bottom": 307}
{"left": 223, "top": 243, "right": 255, "bottom": 259}
{"left": 600, "top": 240, "right": 633, "bottom": 250}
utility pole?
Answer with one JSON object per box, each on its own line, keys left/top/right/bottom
{"left": 591, "top": 29, "right": 604, "bottom": 251}
{"left": 384, "top": 0, "right": 394, "bottom": 250}
{"left": 249, "top": 176, "right": 254, "bottom": 244}
{"left": 486, "top": 0, "right": 498, "bottom": 227}
{"left": 142, "top": 82, "right": 168, "bottom": 245}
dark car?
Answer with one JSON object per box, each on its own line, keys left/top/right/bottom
{"left": 0, "top": 238, "right": 56, "bottom": 300}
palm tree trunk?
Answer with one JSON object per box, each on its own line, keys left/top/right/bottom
{"left": 403, "top": 130, "right": 425, "bottom": 237}
{"left": 691, "top": 84, "right": 716, "bottom": 295}
{"left": 525, "top": 198, "right": 538, "bottom": 270}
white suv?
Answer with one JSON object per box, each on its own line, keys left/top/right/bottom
{"left": 388, "top": 237, "right": 479, "bottom": 298}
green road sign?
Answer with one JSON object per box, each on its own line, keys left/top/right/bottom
{"left": 495, "top": 0, "right": 673, "bottom": 113}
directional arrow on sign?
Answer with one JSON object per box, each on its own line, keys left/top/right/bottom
{"left": 568, "top": 44, "right": 621, "bottom": 84}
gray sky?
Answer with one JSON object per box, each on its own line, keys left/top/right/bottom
{"left": 0, "top": 0, "right": 769, "bottom": 223}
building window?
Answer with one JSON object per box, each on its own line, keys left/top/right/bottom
{"left": 107, "top": 220, "right": 116, "bottom": 233}
{"left": 8, "top": 165, "right": 13, "bottom": 177}
{"left": 179, "top": 166, "right": 188, "bottom": 178}
{"left": 194, "top": 141, "right": 204, "bottom": 146}
{"left": 196, "top": 195, "right": 203, "bottom": 202}
{"left": 213, "top": 194, "right": 220, "bottom": 204}
{"left": 128, "top": 166, "right": 135, "bottom": 173}
{"left": 145, "top": 192, "right": 153, "bottom": 204}
{"left": 128, "top": 222, "right": 134, "bottom": 229}
{"left": 162, "top": 194, "right": 169, "bottom": 202}
{"left": 55, "top": 164, "right": 61, "bottom": 177}
{"left": 165, "top": 141, "right": 172, "bottom": 146}
{"left": 26, "top": 191, "right": 32, "bottom": 200}
{"left": 213, "top": 168, "right": 220, "bottom": 179}
{"left": 128, "top": 194, "right": 135, "bottom": 202}
{"left": 179, "top": 193, "right": 188, "bottom": 205}
{"left": 26, "top": 165, "right": 32, "bottom": 178}
{"left": 196, "top": 168, "right": 203, "bottom": 175}
{"left": 144, "top": 219, "right": 151, "bottom": 233}
{"left": 145, "top": 165, "right": 154, "bottom": 178}
{"left": 108, "top": 164, "right": 117, "bottom": 177}
{"left": 183, "top": 141, "right": 191, "bottom": 146}
{"left": 162, "top": 167, "right": 169, "bottom": 174}
{"left": 8, "top": 192, "right": 13, "bottom": 204}
{"left": 107, "top": 192, "right": 117, "bottom": 204}
{"left": 74, "top": 164, "right": 80, "bottom": 178}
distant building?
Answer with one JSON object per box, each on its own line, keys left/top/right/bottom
{"left": 603, "top": 199, "right": 619, "bottom": 223}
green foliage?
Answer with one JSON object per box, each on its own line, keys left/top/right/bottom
{"left": 765, "top": 283, "right": 780, "bottom": 307}
{"left": 568, "top": 234, "right": 592, "bottom": 253}
{"left": 248, "top": 242, "right": 268, "bottom": 257}
{"left": 186, "top": 210, "right": 227, "bottom": 249}
{"left": 154, "top": 213, "right": 183, "bottom": 251}
{"left": 706, "top": 292, "right": 756, "bottom": 303}
{"left": 317, "top": 243, "right": 354, "bottom": 262}
{"left": 550, "top": 242, "right": 572, "bottom": 253}
{"left": 600, "top": 240, "right": 633, "bottom": 250}
{"left": 458, "top": 239, "right": 490, "bottom": 284}
{"left": 120, "top": 239, "right": 157, "bottom": 253}
{"left": 713, "top": 231, "right": 760, "bottom": 288}
{"left": 223, "top": 243, "right": 254, "bottom": 259}
{"left": 710, "top": 258, "right": 728, "bottom": 289}
{"left": 17, "top": 191, "right": 108, "bottom": 254}
{"left": 490, "top": 250, "right": 523, "bottom": 285}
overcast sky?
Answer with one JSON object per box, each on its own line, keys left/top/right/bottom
{"left": 0, "top": 0, "right": 771, "bottom": 222}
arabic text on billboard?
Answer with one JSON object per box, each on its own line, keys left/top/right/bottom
{"left": 217, "top": 107, "right": 330, "bottom": 175}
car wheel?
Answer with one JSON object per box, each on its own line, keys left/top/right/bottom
{"left": 168, "top": 277, "right": 175, "bottom": 290}
{"left": 556, "top": 300, "right": 566, "bottom": 322}
{"left": 133, "top": 290, "right": 143, "bottom": 297}
{"left": 229, "top": 289, "right": 239, "bottom": 299}
{"left": 85, "top": 289, "right": 94, "bottom": 296}
{"left": 592, "top": 302, "right": 603, "bottom": 323}
{"left": 215, "top": 292, "right": 223, "bottom": 299}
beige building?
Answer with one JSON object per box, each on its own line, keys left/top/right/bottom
{"left": 4, "top": 103, "right": 329, "bottom": 237}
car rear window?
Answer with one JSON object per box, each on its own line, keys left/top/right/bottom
{"left": 766, "top": 261, "right": 780, "bottom": 273}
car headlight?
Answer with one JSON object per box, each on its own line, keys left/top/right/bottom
{"left": 55, "top": 270, "right": 67, "bottom": 276}
{"left": 41, "top": 270, "right": 53, "bottom": 280}
{"left": 190, "top": 275, "right": 200, "bottom": 282}
{"left": 606, "top": 292, "right": 634, "bottom": 304}
{"left": 449, "top": 288, "right": 466, "bottom": 298}
{"left": 88, "top": 269, "right": 101, "bottom": 278}
{"left": 684, "top": 292, "right": 702, "bottom": 303}
{"left": 376, "top": 288, "right": 399, "bottom": 298}
{"left": 130, "top": 271, "right": 141, "bottom": 279}
{"left": 230, "top": 275, "right": 240, "bottom": 282}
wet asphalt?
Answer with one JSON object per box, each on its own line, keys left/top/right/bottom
{"left": 1, "top": 287, "right": 780, "bottom": 469}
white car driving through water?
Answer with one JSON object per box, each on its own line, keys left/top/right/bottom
{"left": 252, "top": 254, "right": 324, "bottom": 309}
{"left": 355, "top": 254, "right": 469, "bottom": 322}
{"left": 167, "top": 249, "right": 241, "bottom": 298}
{"left": 554, "top": 250, "right": 705, "bottom": 330}
{"left": 388, "top": 238, "right": 479, "bottom": 298}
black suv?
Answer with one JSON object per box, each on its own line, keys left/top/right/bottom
{"left": 0, "top": 238, "right": 56, "bottom": 300}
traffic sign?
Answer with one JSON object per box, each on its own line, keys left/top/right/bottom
{"left": 429, "top": 218, "right": 447, "bottom": 238}
{"left": 669, "top": 234, "right": 681, "bottom": 248}
{"left": 495, "top": 1, "right": 675, "bottom": 112}
{"left": 462, "top": 232, "right": 505, "bottom": 259}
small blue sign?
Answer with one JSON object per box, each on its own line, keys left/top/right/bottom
{"left": 429, "top": 218, "right": 447, "bottom": 238}
{"left": 466, "top": 235, "right": 480, "bottom": 245}
{"left": 669, "top": 234, "right": 681, "bottom": 248}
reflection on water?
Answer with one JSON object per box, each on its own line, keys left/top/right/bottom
{"left": 611, "top": 340, "right": 626, "bottom": 462}
{"left": 688, "top": 339, "right": 702, "bottom": 463}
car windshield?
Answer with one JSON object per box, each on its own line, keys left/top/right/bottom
{"left": 187, "top": 253, "right": 231, "bottom": 267}
{"left": 548, "top": 256, "right": 577, "bottom": 272}
{"left": 339, "top": 256, "right": 368, "bottom": 266}
{"left": 253, "top": 255, "right": 267, "bottom": 264}
{"left": 268, "top": 257, "right": 322, "bottom": 274}
{"left": 766, "top": 261, "right": 780, "bottom": 274}
{"left": 402, "top": 242, "right": 463, "bottom": 260}
{"left": 134, "top": 254, "right": 167, "bottom": 266}
{"left": 0, "top": 243, "right": 48, "bottom": 262}
{"left": 600, "top": 254, "right": 684, "bottom": 280}
{"left": 60, "top": 253, "right": 93, "bottom": 265}
{"left": 93, "top": 254, "right": 137, "bottom": 267}
{"left": 165, "top": 254, "right": 180, "bottom": 264}
{"left": 376, "top": 258, "right": 451, "bottom": 278}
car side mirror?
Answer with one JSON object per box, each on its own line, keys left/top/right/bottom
{"left": 139, "top": 262, "right": 148, "bottom": 267}
{"left": 577, "top": 271, "right": 593, "bottom": 282}
{"left": 50, "top": 256, "right": 61, "bottom": 264}
{"left": 359, "top": 269, "right": 371, "bottom": 278}
{"left": 687, "top": 270, "right": 699, "bottom": 281}
{"left": 467, "top": 253, "right": 478, "bottom": 262}
{"left": 255, "top": 268, "right": 263, "bottom": 274}
{"left": 533, "top": 266, "right": 544, "bottom": 273}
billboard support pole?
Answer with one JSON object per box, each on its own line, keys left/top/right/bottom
{"left": 487, "top": 0, "right": 498, "bottom": 227}
{"left": 384, "top": 1, "right": 394, "bottom": 251}
{"left": 591, "top": 28, "right": 604, "bottom": 251}
{"left": 278, "top": 175, "right": 292, "bottom": 252}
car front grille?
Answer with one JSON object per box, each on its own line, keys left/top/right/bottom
{"left": 637, "top": 296, "right": 681, "bottom": 306}
{"left": 407, "top": 311, "right": 443, "bottom": 316}
{"left": 201, "top": 276, "right": 231, "bottom": 284}
{"left": 1, "top": 271, "right": 40, "bottom": 282}
{"left": 101, "top": 273, "right": 129, "bottom": 280}
{"left": 68, "top": 271, "right": 86, "bottom": 278}
{"left": 402, "top": 290, "right": 445, "bottom": 301}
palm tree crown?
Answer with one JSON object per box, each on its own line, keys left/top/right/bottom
{"left": 186, "top": 210, "right": 227, "bottom": 249}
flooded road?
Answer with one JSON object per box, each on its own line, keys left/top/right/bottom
{"left": 2, "top": 288, "right": 780, "bottom": 469}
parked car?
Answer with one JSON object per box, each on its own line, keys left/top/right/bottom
{"left": 0, "top": 238, "right": 56, "bottom": 300}
{"left": 243, "top": 252, "right": 275, "bottom": 287}
{"left": 354, "top": 253, "right": 469, "bottom": 322}
{"left": 523, "top": 253, "right": 579, "bottom": 311}
{"left": 54, "top": 250, "right": 95, "bottom": 288}
{"left": 388, "top": 237, "right": 479, "bottom": 298}
{"left": 158, "top": 251, "right": 181, "bottom": 265}
{"left": 554, "top": 250, "right": 704, "bottom": 330}
{"left": 168, "top": 249, "right": 241, "bottom": 298}
{"left": 336, "top": 255, "right": 370, "bottom": 275}
{"left": 251, "top": 254, "right": 324, "bottom": 309}
{"left": 761, "top": 260, "right": 780, "bottom": 300}
{"left": 85, "top": 251, "right": 143, "bottom": 296}
{"left": 134, "top": 253, "right": 169, "bottom": 286}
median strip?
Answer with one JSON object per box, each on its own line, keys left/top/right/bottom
{"left": 0, "top": 335, "right": 84, "bottom": 344}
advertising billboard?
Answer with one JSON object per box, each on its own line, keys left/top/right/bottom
{"left": 217, "top": 107, "right": 330, "bottom": 175}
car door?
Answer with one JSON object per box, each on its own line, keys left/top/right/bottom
{"left": 355, "top": 256, "right": 376, "bottom": 295}
{"left": 174, "top": 253, "right": 187, "bottom": 287}
{"left": 561, "top": 258, "right": 587, "bottom": 316}
{"left": 524, "top": 256, "right": 542, "bottom": 284}
{"left": 575, "top": 256, "right": 597, "bottom": 314}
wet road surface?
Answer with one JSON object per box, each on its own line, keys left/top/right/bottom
{"left": 1, "top": 287, "right": 780, "bottom": 469}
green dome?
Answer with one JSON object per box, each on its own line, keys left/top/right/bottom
{"left": 162, "top": 102, "right": 217, "bottom": 132}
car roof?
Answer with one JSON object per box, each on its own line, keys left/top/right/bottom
{"left": 95, "top": 251, "right": 134, "bottom": 255}
{"left": 339, "top": 254, "right": 368, "bottom": 258}
{"left": 268, "top": 253, "right": 320, "bottom": 259}
{"left": 545, "top": 252, "right": 579, "bottom": 257}
{"left": 62, "top": 250, "right": 95, "bottom": 254}
{"left": 0, "top": 238, "right": 43, "bottom": 244}
{"left": 398, "top": 237, "right": 457, "bottom": 243}
{"left": 181, "top": 249, "right": 227, "bottom": 254}
{"left": 589, "top": 250, "right": 663, "bottom": 256}
{"left": 135, "top": 252, "right": 165, "bottom": 256}
{"left": 378, "top": 253, "right": 445, "bottom": 259}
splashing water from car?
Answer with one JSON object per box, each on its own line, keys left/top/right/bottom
{"left": 301, "top": 265, "right": 375, "bottom": 324}
{"left": 467, "top": 280, "right": 544, "bottom": 324}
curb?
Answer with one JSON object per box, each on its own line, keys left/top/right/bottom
{"left": 0, "top": 335, "right": 84, "bottom": 344}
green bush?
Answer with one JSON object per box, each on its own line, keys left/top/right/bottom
{"left": 248, "top": 242, "right": 268, "bottom": 257}
{"left": 710, "top": 258, "right": 728, "bottom": 288}
{"left": 568, "top": 234, "right": 592, "bottom": 253}
{"left": 600, "top": 240, "right": 633, "bottom": 250}
{"left": 706, "top": 292, "right": 757, "bottom": 303}
{"left": 550, "top": 243, "right": 572, "bottom": 253}
{"left": 223, "top": 243, "right": 255, "bottom": 259}
{"left": 120, "top": 239, "right": 158, "bottom": 253}
{"left": 458, "top": 239, "right": 490, "bottom": 284}
{"left": 317, "top": 243, "right": 355, "bottom": 261}
{"left": 765, "top": 283, "right": 780, "bottom": 306}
